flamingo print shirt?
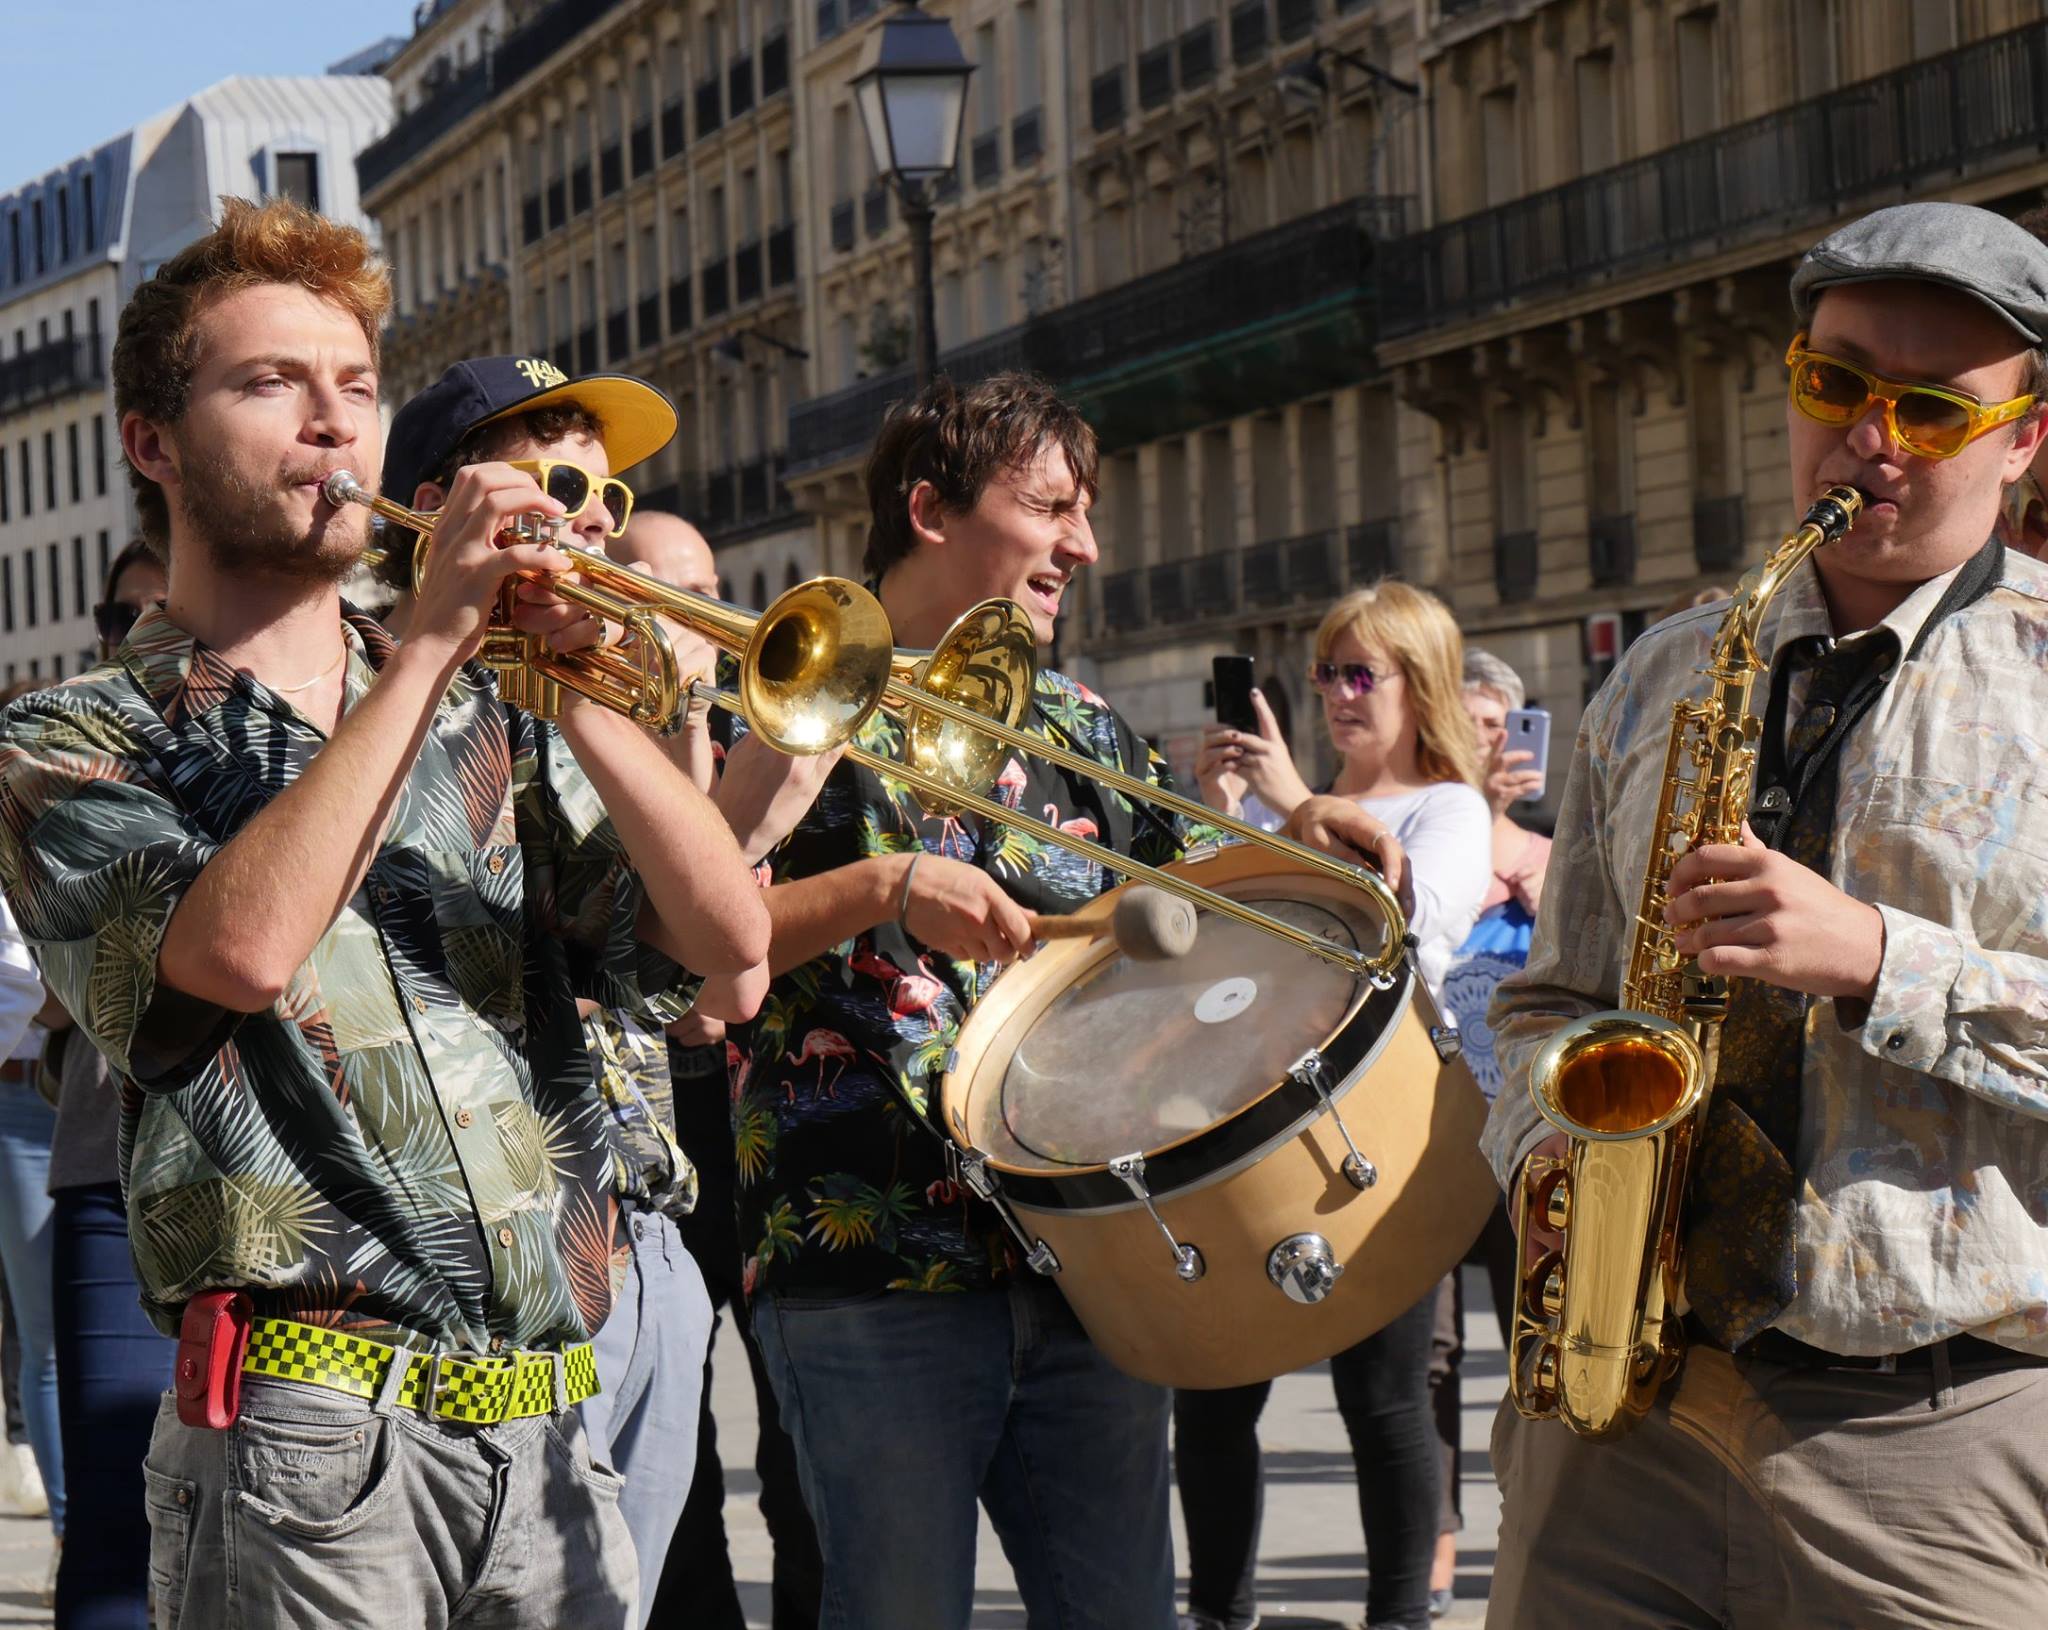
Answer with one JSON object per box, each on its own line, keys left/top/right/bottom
{"left": 732, "top": 666, "right": 1216, "bottom": 1300}
{"left": 0, "top": 606, "right": 699, "bottom": 1353}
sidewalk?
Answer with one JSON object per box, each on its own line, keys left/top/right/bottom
{"left": 710, "top": 1262, "right": 1506, "bottom": 1627}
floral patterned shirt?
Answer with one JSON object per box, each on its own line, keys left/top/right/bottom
{"left": 0, "top": 606, "right": 695, "bottom": 1352}
{"left": 733, "top": 667, "right": 1212, "bottom": 1300}
{"left": 1485, "top": 550, "right": 2048, "bottom": 1356}
{"left": 583, "top": 1007, "right": 698, "bottom": 1219}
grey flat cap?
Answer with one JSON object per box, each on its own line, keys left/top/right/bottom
{"left": 1790, "top": 202, "right": 2048, "bottom": 344}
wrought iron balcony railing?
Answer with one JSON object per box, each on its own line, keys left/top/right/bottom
{"left": 1382, "top": 19, "right": 2048, "bottom": 337}
{"left": 788, "top": 196, "right": 1406, "bottom": 474}
{"left": 0, "top": 335, "right": 101, "bottom": 413}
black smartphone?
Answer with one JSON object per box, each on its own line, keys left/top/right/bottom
{"left": 1212, "top": 655, "right": 1258, "bottom": 733}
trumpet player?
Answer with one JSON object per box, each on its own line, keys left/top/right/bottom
{"left": 0, "top": 199, "right": 768, "bottom": 1630}
{"left": 1484, "top": 203, "right": 2048, "bottom": 1628}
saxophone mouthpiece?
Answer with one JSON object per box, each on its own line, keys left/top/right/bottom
{"left": 321, "top": 471, "right": 364, "bottom": 507}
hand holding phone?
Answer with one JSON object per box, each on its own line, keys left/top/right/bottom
{"left": 1211, "top": 655, "right": 1258, "bottom": 734}
{"left": 1502, "top": 707, "right": 1551, "bottom": 803}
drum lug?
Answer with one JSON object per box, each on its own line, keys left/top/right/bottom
{"left": 1429, "top": 1025, "right": 1462, "bottom": 1062}
{"left": 950, "top": 1146, "right": 1061, "bottom": 1275}
{"left": 1289, "top": 1050, "right": 1379, "bottom": 1192}
{"left": 1108, "top": 1153, "right": 1205, "bottom": 1284}
{"left": 1267, "top": 1233, "right": 1345, "bottom": 1305}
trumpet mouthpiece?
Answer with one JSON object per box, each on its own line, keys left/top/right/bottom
{"left": 322, "top": 471, "right": 364, "bottom": 506}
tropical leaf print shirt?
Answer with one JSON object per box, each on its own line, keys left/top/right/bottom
{"left": 582, "top": 1006, "right": 698, "bottom": 1219}
{"left": 0, "top": 607, "right": 697, "bottom": 1353}
{"left": 733, "top": 666, "right": 1216, "bottom": 1300}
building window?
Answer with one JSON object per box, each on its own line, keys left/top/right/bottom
{"left": 1675, "top": 6, "right": 1723, "bottom": 139}
{"left": 8, "top": 212, "right": 20, "bottom": 282}
{"left": 67, "top": 421, "right": 80, "bottom": 504}
{"left": 275, "top": 153, "right": 321, "bottom": 211}
{"left": 81, "top": 172, "right": 95, "bottom": 251}
{"left": 1016, "top": 2, "right": 1042, "bottom": 112}
{"left": 18, "top": 442, "right": 29, "bottom": 517}
{"left": 1481, "top": 88, "right": 1521, "bottom": 207}
{"left": 1, "top": 556, "right": 10, "bottom": 632}
{"left": 975, "top": 23, "right": 1000, "bottom": 135}
{"left": 1576, "top": 50, "right": 1617, "bottom": 172}
{"left": 47, "top": 543, "right": 60, "bottom": 619}
{"left": 24, "top": 548, "right": 37, "bottom": 627}
{"left": 57, "top": 186, "right": 71, "bottom": 260}
{"left": 71, "top": 536, "right": 85, "bottom": 618}
{"left": 43, "top": 431, "right": 56, "bottom": 511}
{"left": 0, "top": 446, "right": 8, "bottom": 523}
{"left": 32, "top": 198, "right": 45, "bottom": 274}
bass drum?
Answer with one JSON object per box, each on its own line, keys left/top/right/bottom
{"left": 942, "top": 844, "right": 1497, "bottom": 1389}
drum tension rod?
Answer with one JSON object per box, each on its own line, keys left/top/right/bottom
{"left": 1290, "top": 1050, "right": 1379, "bottom": 1191}
{"left": 950, "top": 1144, "right": 1061, "bottom": 1277}
{"left": 1109, "top": 1153, "right": 1205, "bottom": 1283}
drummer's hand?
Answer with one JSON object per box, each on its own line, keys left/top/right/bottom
{"left": 715, "top": 735, "right": 842, "bottom": 864}
{"left": 1282, "top": 796, "right": 1413, "bottom": 917}
{"left": 1514, "top": 1131, "right": 1571, "bottom": 1274}
{"left": 899, "top": 855, "right": 1036, "bottom": 966}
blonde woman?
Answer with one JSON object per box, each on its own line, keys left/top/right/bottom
{"left": 1196, "top": 581, "right": 1492, "bottom": 998}
{"left": 1181, "top": 583, "right": 1492, "bottom": 1630}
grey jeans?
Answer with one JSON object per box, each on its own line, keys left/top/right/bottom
{"left": 143, "top": 1372, "right": 637, "bottom": 1630}
{"left": 1489, "top": 1344, "right": 2048, "bottom": 1629}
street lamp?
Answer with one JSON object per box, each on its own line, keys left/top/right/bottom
{"left": 851, "top": 1, "right": 975, "bottom": 387}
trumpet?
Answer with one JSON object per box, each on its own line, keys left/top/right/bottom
{"left": 331, "top": 472, "right": 1407, "bottom": 981}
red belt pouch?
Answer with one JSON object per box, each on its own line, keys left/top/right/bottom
{"left": 175, "top": 1289, "right": 253, "bottom": 1429}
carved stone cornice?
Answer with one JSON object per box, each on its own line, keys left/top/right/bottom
{"left": 1567, "top": 302, "right": 1686, "bottom": 411}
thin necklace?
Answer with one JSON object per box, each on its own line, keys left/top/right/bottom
{"left": 271, "top": 646, "right": 348, "bottom": 694}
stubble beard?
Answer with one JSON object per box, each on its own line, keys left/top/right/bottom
{"left": 173, "top": 443, "right": 370, "bottom": 583}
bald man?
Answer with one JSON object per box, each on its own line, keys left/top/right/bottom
{"left": 619, "top": 510, "right": 826, "bottom": 1629}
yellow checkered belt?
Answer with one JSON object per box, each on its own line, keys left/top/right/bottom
{"left": 241, "top": 1316, "right": 600, "bottom": 1425}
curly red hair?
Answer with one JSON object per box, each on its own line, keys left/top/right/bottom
{"left": 112, "top": 196, "right": 391, "bottom": 554}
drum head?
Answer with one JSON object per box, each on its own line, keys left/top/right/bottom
{"left": 945, "top": 847, "right": 1393, "bottom": 1177}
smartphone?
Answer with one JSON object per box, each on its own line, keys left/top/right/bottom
{"left": 1503, "top": 706, "right": 1552, "bottom": 801}
{"left": 1212, "top": 655, "right": 1258, "bottom": 733}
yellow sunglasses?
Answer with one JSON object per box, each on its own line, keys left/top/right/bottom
{"left": 506, "top": 458, "right": 634, "bottom": 536}
{"left": 1785, "top": 334, "right": 2036, "bottom": 460}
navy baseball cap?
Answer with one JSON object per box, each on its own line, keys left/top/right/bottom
{"left": 381, "top": 355, "right": 678, "bottom": 509}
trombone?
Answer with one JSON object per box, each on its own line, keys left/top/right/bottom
{"left": 332, "top": 472, "right": 1406, "bottom": 982}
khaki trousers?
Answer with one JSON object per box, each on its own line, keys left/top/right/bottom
{"left": 1487, "top": 1346, "right": 2048, "bottom": 1629}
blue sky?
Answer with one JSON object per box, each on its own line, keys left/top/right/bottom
{"left": 2, "top": 1, "right": 426, "bottom": 186}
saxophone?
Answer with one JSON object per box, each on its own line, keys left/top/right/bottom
{"left": 1507, "top": 484, "right": 1863, "bottom": 1439}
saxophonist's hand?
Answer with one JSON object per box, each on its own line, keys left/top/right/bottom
{"left": 1664, "top": 824, "right": 1885, "bottom": 1001}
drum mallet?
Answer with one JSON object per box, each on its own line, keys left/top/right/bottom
{"left": 1030, "top": 887, "right": 1198, "bottom": 961}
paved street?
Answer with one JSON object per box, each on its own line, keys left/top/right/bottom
{"left": 0, "top": 1265, "right": 1505, "bottom": 1626}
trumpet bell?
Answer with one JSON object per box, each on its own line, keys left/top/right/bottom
{"left": 740, "top": 578, "right": 895, "bottom": 756}
{"left": 895, "top": 599, "right": 1039, "bottom": 815}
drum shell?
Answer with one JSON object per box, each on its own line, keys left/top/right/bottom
{"left": 1006, "top": 993, "right": 1494, "bottom": 1389}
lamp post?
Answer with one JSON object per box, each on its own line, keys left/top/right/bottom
{"left": 851, "top": 1, "right": 974, "bottom": 387}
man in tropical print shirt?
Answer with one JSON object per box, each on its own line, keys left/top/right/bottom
{"left": 0, "top": 201, "right": 769, "bottom": 1629}
{"left": 733, "top": 372, "right": 1201, "bottom": 1630}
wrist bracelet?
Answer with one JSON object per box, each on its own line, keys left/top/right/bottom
{"left": 896, "top": 852, "right": 923, "bottom": 932}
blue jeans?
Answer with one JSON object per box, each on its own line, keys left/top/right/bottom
{"left": 0, "top": 1078, "right": 60, "bottom": 1533}
{"left": 582, "top": 1208, "right": 713, "bottom": 1630}
{"left": 52, "top": 1182, "right": 173, "bottom": 1629}
{"left": 754, "top": 1277, "right": 1175, "bottom": 1630}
